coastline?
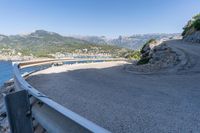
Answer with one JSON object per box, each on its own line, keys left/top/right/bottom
{"left": 0, "top": 54, "right": 72, "bottom": 62}
{"left": 0, "top": 55, "right": 42, "bottom": 62}
{"left": 0, "top": 55, "right": 117, "bottom": 62}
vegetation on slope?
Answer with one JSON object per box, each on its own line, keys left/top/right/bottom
{"left": 122, "top": 39, "right": 156, "bottom": 62}
{"left": 137, "top": 39, "right": 156, "bottom": 65}
{"left": 0, "top": 30, "right": 129, "bottom": 58}
{"left": 182, "top": 13, "right": 200, "bottom": 36}
{"left": 122, "top": 50, "right": 141, "bottom": 60}
{"left": 140, "top": 39, "right": 156, "bottom": 54}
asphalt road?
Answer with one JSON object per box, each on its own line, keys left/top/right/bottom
{"left": 27, "top": 40, "right": 200, "bottom": 133}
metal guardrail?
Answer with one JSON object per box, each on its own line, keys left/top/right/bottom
{"left": 6, "top": 59, "right": 111, "bottom": 133}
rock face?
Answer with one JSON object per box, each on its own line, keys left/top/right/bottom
{"left": 148, "top": 43, "right": 179, "bottom": 67}
{"left": 182, "top": 13, "right": 200, "bottom": 43}
{"left": 126, "top": 40, "right": 180, "bottom": 73}
{"left": 183, "top": 31, "right": 200, "bottom": 43}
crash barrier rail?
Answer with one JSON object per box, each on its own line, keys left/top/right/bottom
{"left": 5, "top": 59, "right": 111, "bottom": 133}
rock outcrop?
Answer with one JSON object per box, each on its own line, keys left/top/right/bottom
{"left": 182, "top": 13, "right": 200, "bottom": 43}
{"left": 126, "top": 40, "right": 180, "bottom": 73}
{"left": 183, "top": 31, "right": 200, "bottom": 43}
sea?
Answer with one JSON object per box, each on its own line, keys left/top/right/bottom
{"left": 0, "top": 61, "right": 13, "bottom": 87}
{"left": 0, "top": 60, "right": 104, "bottom": 87}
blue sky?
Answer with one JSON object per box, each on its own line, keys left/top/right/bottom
{"left": 0, "top": 0, "right": 199, "bottom": 37}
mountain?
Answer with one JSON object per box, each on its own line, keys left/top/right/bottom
{"left": 76, "top": 36, "right": 108, "bottom": 45}
{"left": 109, "top": 34, "right": 180, "bottom": 49}
{"left": 0, "top": 34, "right": 7, "bottom": 42}
{"left": 0, "top": 30, "right": 128, "bottom": 58}
{"left": 0, "top": 30, "right": 92, "bottom": 47}
{"left": 74, "top": 33, "right": 180, "bottom": 50}
{"left": 0, "top": 30, "right": 180, "bottom": 59}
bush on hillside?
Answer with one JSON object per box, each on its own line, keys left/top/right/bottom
{"left": 141, "top": 39, "right": 156, "bottom": 54}
{"left": 137, "top": 38, "right": 157, "bottom": 65}
{"left": 123, "top": 50, "right": 141, "bottom": 60}
{"left": 137, "top": 57, "right": 150, "bottom": 65}
{"left": 131, "top": 51, "right": 141, "bottom": 60}
{"left": 182, "top": 13, "right": 200, "bottom": 36}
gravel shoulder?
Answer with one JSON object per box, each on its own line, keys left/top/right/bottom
{"left": 27, "top": 40, "right": 200, "bottom": 133}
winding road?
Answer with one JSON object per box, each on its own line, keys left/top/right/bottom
{"left": 27, "top": 39, "right": 200, "bottom": 133}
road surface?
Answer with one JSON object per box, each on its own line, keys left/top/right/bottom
{"left": 27, "top": 40, "right": 200, "bottom": 133}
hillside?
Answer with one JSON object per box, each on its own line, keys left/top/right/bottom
{"left": 182, "top": 13, "right": 200, "bottom": 43}
{"left": 0, "top": 30, "right": 128, "bottom": 58}
{"left": 0, "top": 30, "right": 180, "bottom": 60}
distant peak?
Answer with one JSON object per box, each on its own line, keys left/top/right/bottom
{"left": 35, "top": 30, "right": 50, "bottom": 34}
{"left": 31, "top": 30, "right": 59, "bottom": 36}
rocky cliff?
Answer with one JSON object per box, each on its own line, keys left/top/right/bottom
{"left": 125, "top": 39, "right": 180, "bottom": 74}
{"left": 182, "top": 13, "right": 200, "bottom": 43}
{"left": 183, "top": 31, "right": 200, "bottom": 43}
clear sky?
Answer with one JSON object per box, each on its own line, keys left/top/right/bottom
{"left": 0, "top": 0, "right": 199, "bottom": 37}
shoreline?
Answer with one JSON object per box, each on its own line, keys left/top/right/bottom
{"left": 0, "top": 56, "right": 122, "bottom": 62}
{"left": 0, "top": 55, "right": 51, "bottom": 62}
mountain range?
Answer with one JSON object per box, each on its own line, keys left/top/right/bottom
{"left": 0, "top": 30, "right": 179, "bottom": 58}
{"left": 75, "top": 33, "right": 180, "bottom": 49}
{"left": 0, "top": 30, "right": 127, "bottom": 57}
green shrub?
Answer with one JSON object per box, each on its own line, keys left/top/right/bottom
{"left": 193, "top": 19, "right": 200, "bottom": 30}
{"left": 123, "top": 50, "right": 141, "bottom": 60}
{"left": 182, "top": 13, "right": 200, "bottom": 36}
{"left": 135, "top": 39, "right": 156, "bottom": 65}
{"left": 130, "top": 51, "right": 141, "bottom": 60}
{"left": 137, "top": 57, "right": 150, "bottom": 65}
{"left": 141, "top": 39, "right": 156, "bottom": 54}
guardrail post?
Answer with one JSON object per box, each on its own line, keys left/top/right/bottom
{"left": 4, "top": 90, "right": 34, "bottom": 133}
